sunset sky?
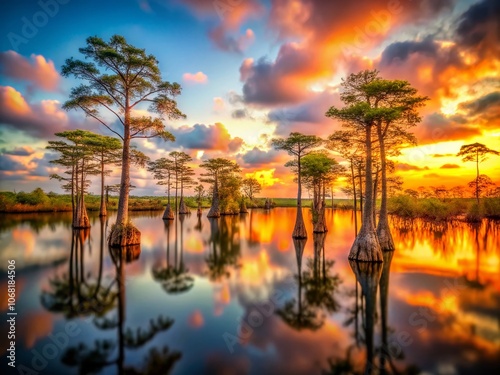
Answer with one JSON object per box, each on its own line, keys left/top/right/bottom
{"left": 0, "top": 0, "right": 499, "bottom": 197}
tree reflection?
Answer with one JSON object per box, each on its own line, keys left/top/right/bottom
{"left": 278, "top": 235, "right": 342, "bottom": 331}
{"left": 205, "top": 216, "right": 241, "bottom": 281}
{"left": 304, "top": 233, "right": 342, "bottom": 314}
{"left": 0, "top": 211, "right": 72, "bottom": 235}
{"left": 61, "top": 242, "right": 181, "bottom": 374}
{"left": 152, "top": 216, "right": 194, "bottom": 294}
{"left": 464, "top": 222, "right": 490, "bottom": 290}
{"left": 327, "top": 254, "right": 420, "bottom": 375}
{"left": 276, "top": 238, "right": 323, "bottom": 331}
{"left": 41, "top": 217, "right": 181, "bottom": 374}
{"left": 41, "top": 219, "right": 116, "bottom": 318}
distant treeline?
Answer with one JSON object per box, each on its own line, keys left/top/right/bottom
{"left": 1, "top": 188, "right": 499, "bottom": 221}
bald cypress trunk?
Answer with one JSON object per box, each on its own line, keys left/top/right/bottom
{"left": 348, "top": 125, "right": 383, "bottom": 262}
{"left": 358, "top": 166, "right": 364, "bottom": 220}
{"left": 293, "top": 157, "right": 307, "bottom": 238}
{"left": 313, "top": 180, "right": 327, "bottom": 233}
{"left": 74, "top": 159, "right": 90, "bottom": 228}
{"left": 207, "top": 176, "right": 221, "bottom": 218}
{"left": 179, "top": 197, "right": 189, "bottom": 214}
{"left": 109, "top": 109, "right": 140, "bottom": 247}
{"left": 163, "top": 203, "right": 174, "bottom": 220}
{"left": 376, "top": 125, "right": 395, "bottom": 252}
{"left": 351, "top": 162, "right": 358, "bottom": 235}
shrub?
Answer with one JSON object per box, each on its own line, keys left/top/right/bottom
{"left": 483, "top": 198, "right": 500, "bottom": 219}
{"left": 220, "top": 198, "right": 239, "bottom": 215}
{"left": 388, "top": 195, "right": 419, "bottom": 219}
{"left": 466, "top": 202, "right": 484, "bottom": 222}
{"left": 16, "top": 188, "right": 50, "bottom": 206}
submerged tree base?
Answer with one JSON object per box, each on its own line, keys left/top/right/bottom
{"left": 376, "top": 226, "right": 395, "bottom": 252}
{"left": 292, "top": 208, "right": 307, "bottom": 239}
{"left": 179, "top": 199, "right": 189, "bottom": 214}
{"left": 72, "top": 216, "right": 90, "bottom": 229}
{"left": 108, "top": 222, "right": 141, "bottom": 247}
{"left": 163, "top": 204, "right": 174, "bottom": 220}
{"left": 207, "top": 204, "right": 221, "bottom": 218}
{"left": 348, "top": 231, "right": 383, "bottom": 262}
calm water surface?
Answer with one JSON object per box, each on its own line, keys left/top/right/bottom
{"left": 0, "top": 208, "right": 499, "bottom": 375}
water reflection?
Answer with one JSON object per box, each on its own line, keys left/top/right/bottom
{"left": 205, "top": 216, "right": 242, "bottom": 281}
{"left": 40, "top": 227, "right": 114, "bottom": 318}
{"left": 152, "top": 216, "right": 194, "bottom": 294}
{"left": 277, "top": 234, "right": 342, "bottom": 331}
{"left": 0, "top": 209, "right": 499, "bottom": 374}
{"left": 45, "top": 221, "right": 181, "bottom": 374}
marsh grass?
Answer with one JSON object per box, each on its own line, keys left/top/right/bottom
{"left": 388, "top": 194, "right": 500, "bottom": 221}
{"left": 2, "top": 190, "right": 499, "bottom": 221}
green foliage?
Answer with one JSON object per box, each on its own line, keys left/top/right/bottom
{"left": 387, "top": 194, "right": 419, "bottom": 218}
{"left": 388, "top": 194, "right": 486, "bottom": 221}
{"left": 16, "top": 188, "right": 50, "bottom": 206}
{"left": 219, "top": 198, "right": 240, "bottom": 215}
{"left": 0, "top": 192, "right": 16, "bottom": 211}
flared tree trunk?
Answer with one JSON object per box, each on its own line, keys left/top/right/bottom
{"left": 73, "top": 159, "right": 90, "bottom": 229}
{"left": 207, "top": 177, "right": 221, "bottom": 218}
{"left": 313, "top": 181, "right": 327, "bottom": 233}
{"left": 179, "top": 197, "right": 189, "bottom": 214}
{"left": 197, "top": 201, "right": 202, "bottom": 216}
{"left": 348, "top": 125, "right": 383, "bottom": 262}
{"left": 376, "top": 126, "right": 395, "bottom": 251}
{"left": 109, "top": 126, "right": 140, "bottom": 246}
{"left": 293, "top": 158, "right": 307, "bottom": 238}
{"left": 163, "top": 203, "right": 175, "bottom": 220}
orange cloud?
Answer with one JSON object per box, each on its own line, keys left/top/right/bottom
{"left": 0, "top": 86, "right": 71, "bottom": 138}
{"left": 183, "top": 71, "right": 208, "bottom": 84}
{"left": 0, "top": 86, "right": 31, "bottom": 115}
{"left": 186, "top": 0, "right": 262, "bottom": 52}
{"left": 172, "top": 122, "right": 244, "bottom": 153}
{"left": 240, "top": 0, "right": 455, "bottom": 106}
{"left": 0, "top": 51, "right": 60, "bottom": 91}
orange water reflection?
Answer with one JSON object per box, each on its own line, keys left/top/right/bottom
{"left": 1, "top": 209, "right": 499, "bottom": 374}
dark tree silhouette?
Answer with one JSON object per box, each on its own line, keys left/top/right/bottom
{"left": 457, "top": 142, "right": 499, "bottom": 205}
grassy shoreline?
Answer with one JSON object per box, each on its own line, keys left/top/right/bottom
{"left": 1, "top": 190, "right": 499, "bottom": 221}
